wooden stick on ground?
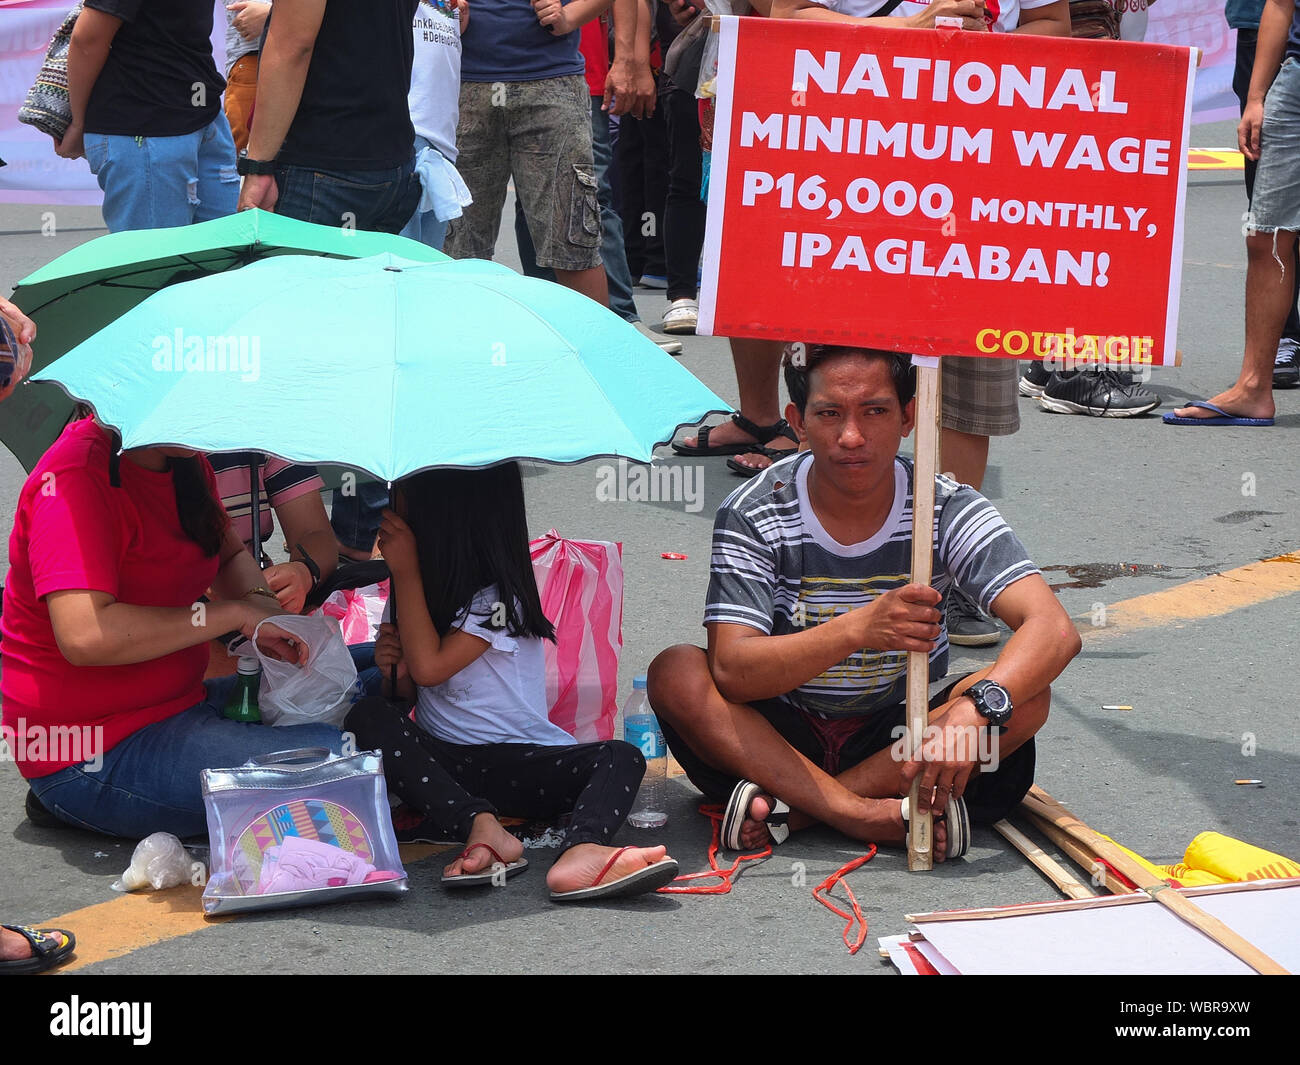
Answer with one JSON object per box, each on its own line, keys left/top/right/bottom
{"left": 994, "top": 819, "right": 1097, "bottom": 900}
{"left": 1021, "top": 786, "right": 1289, "bottom": 975}
{"left": 906, "top": 357, "right": 941, "bottom": 871}
{"left": 1023, "top": 808, "right": 1132, "bottom": 896}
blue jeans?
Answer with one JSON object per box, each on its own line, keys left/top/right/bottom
{"left": 28, "top": 678, "right": 344, "bottom": 839}
{"left": 348, "top": 641, "right": 383, "bottom": 700}
{"left": 330, "top": 480, "right": 389, "bottom": 554}
{"left": 274, "top": 159, "right": 421, "bottom": 235}
{"left": 400, "top": 204, "right": 449, "bottom": 252}
{"left": 513, "top": 97, "right": 639, "bottom": 323}
{"left": 273, "top": 159, "right": 417, "bottom": 551}
{"left": 84, "top": 113, "right": 239, "bottom": 234}
{"left": 399, "top": 137, "right": 451, "bottom": 251}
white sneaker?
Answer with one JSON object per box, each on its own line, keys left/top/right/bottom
{"left": 633, "top": 320, "right": 683, "bottom": 355}
{"left": 662, "top": 298, "right": 699, "bottom": 335}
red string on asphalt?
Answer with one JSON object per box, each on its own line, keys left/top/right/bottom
{"left": 811, "top": 847, "right": 877, "bottom": 954}
{"left": 658, "top": 803, "right": 879, "bottom": 954}
{"left": 656, "top": 804, "right": 771, "bottom": 894}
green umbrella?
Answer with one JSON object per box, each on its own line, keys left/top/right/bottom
{"left": 4, "top": 209, "right": 448, "bottom": 471}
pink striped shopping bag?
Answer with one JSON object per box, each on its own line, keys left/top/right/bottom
{"left": 529, "top": 531, "right": 624, "bottom": 742}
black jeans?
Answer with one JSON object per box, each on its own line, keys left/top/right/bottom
{"left": 661, "top": 82, "right": 707, "bottom": 303}
{"left": 618, "top": 105, "right": 669, "bottom": 280}
{"left": 1235, "top": 27, "right": 1300, "bottom": 339}
{"left": 658, "top": 675, "right": 1036, "bottom": 825}
{"left": 345, "top": 697, "right": 646, "bottom": 852}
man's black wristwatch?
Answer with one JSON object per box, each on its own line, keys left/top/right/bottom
{"left": 294, "top": 543, "right": 321, "bottom": 590}
{"left": 966, "top": 679, "right": 1013, "bottom": 727}
{"left": 237, "top": 149, "right": 276, "bottom": 176}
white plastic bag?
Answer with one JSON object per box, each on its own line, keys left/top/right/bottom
{"left": 112, "top": 832, "right": 193, "bottom": 892}
{"left": 251, "top": 614, "right": 358, "bottom": 728}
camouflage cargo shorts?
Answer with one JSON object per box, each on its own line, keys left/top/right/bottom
{"left": 445, "top": 75, "right": 602, "bottom": 272}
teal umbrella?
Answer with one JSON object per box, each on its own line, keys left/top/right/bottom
{"left": 5, "top": 210, "right": 448, "bottom": 471}
{"left": 34, "top": 253, "right": 728, "bottom": 479}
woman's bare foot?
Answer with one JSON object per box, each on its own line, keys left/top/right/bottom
{"left": 443, "top": 813, "right": 524, "bottom": 878}
{"left": 1172, "top": 385, "right": 1275, "bottom": 421}
{"left": 547, "top": 843, "right": 670, "bottom": 894}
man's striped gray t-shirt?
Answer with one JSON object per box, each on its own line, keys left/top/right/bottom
{"left": 704, "top": 451, "right": 1039, "bottom": 720}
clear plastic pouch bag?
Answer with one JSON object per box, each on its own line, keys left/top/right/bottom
{"left": 252, "top": 614, "right": 358, "bottom": 727}
{"left": 200, "top": 747, "right": 407, "bottom": 916}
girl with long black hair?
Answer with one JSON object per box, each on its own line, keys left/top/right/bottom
{"left": 345, "top": 463, "right": 678, "bottom": 901}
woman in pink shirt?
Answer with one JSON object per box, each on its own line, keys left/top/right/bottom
{"left": 2, "top": 415, "right": 344, "bottom": 840}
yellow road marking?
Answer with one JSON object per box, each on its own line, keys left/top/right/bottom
{"left": 1078, "top": 552, "right": 1300, "bottom": 641}
{"left": 41, "top": 886, "right": 224, "bottom": 974}
{"left": 41, "top": 842, "right": 454, "bottom": 974}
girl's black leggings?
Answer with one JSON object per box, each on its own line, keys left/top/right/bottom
{"left": 345, "top": 697, "right": 646, "bottom": 852}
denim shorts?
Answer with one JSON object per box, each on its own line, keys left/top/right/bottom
{"left": 446, "top": 75, "right": 602, "bottom": 272}
{"left": 1250, "top": 57, "right": 1300, "bottom": 235}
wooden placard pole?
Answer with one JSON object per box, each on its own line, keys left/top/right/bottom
{"left": 1021, "top": 786, "right": 1289, "bottom": 975}
{"left": 907, "top": 356, "right": 941, "bottom": 871}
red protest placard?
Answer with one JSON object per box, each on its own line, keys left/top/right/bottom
{"left": 698, "top": 19, "right": 1196, "bottom": 368}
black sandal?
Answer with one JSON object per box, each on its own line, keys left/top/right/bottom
{"left": 672, "top": 413, "right": 797, "bottom": 457}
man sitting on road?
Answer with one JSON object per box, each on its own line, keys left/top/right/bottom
{"left": 648, "top": 346, "right": 1081, "bottom": 859}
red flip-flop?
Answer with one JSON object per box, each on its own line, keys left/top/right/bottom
{"left": 549, "top": 847, "right": 679, "bottom": 902}
{"left": 440, "top": 843, "right": 528, "bottom": 887}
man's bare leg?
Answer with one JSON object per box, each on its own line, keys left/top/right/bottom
{"left": 1172, "top": 230, "right": 1297, "bottom": 421}
{"left": 939, "top": 427, "right": 989, "bottom": 490}
{"left": 648, "top": 645, "right": 939, "bottom": 853}
{"left": 554, "top": 264, "right": 610, "bottom": 307}
{"left": 655, "top": 650, "right": 1049, "bottom": 853}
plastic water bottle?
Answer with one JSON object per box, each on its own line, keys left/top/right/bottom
{"left": 622, "top": 674, "right": 668, "bottom": 828}
{"left": 224, "top": 657, "right": 262, "bottom": 723}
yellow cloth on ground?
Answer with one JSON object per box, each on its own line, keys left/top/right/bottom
{"left": 1102, "top": 832, "right": 1300, "bottom": 887}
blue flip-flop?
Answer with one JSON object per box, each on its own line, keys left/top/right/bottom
{"left": 1162, "top": 401, "right": 1274, "bottom": 426}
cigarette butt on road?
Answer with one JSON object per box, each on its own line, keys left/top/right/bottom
{"left": 1234, "top": 779, "right": 1264, "bottom": 786}
{"left": 1102, "top": 704, "right": 1133, "bottom": 711}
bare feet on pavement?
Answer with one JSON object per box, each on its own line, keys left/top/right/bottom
{"left": 739, "top": 793, "right": 950, "bottom": 861}
{"left": 444, "top": 813, "right": 524, "bottom": 878}
{"left": 1172, "top": 386, "right": 1274, "bottom": 422}
{"left": 547, "top": 843, "right": 670, "bottom": 893}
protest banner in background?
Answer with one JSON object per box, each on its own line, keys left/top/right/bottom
{"left": 0, "top": 0, "right": 227, "bottom": 205}
{"left": 698, "top": 18, "right": 1196, "bottom": 367}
